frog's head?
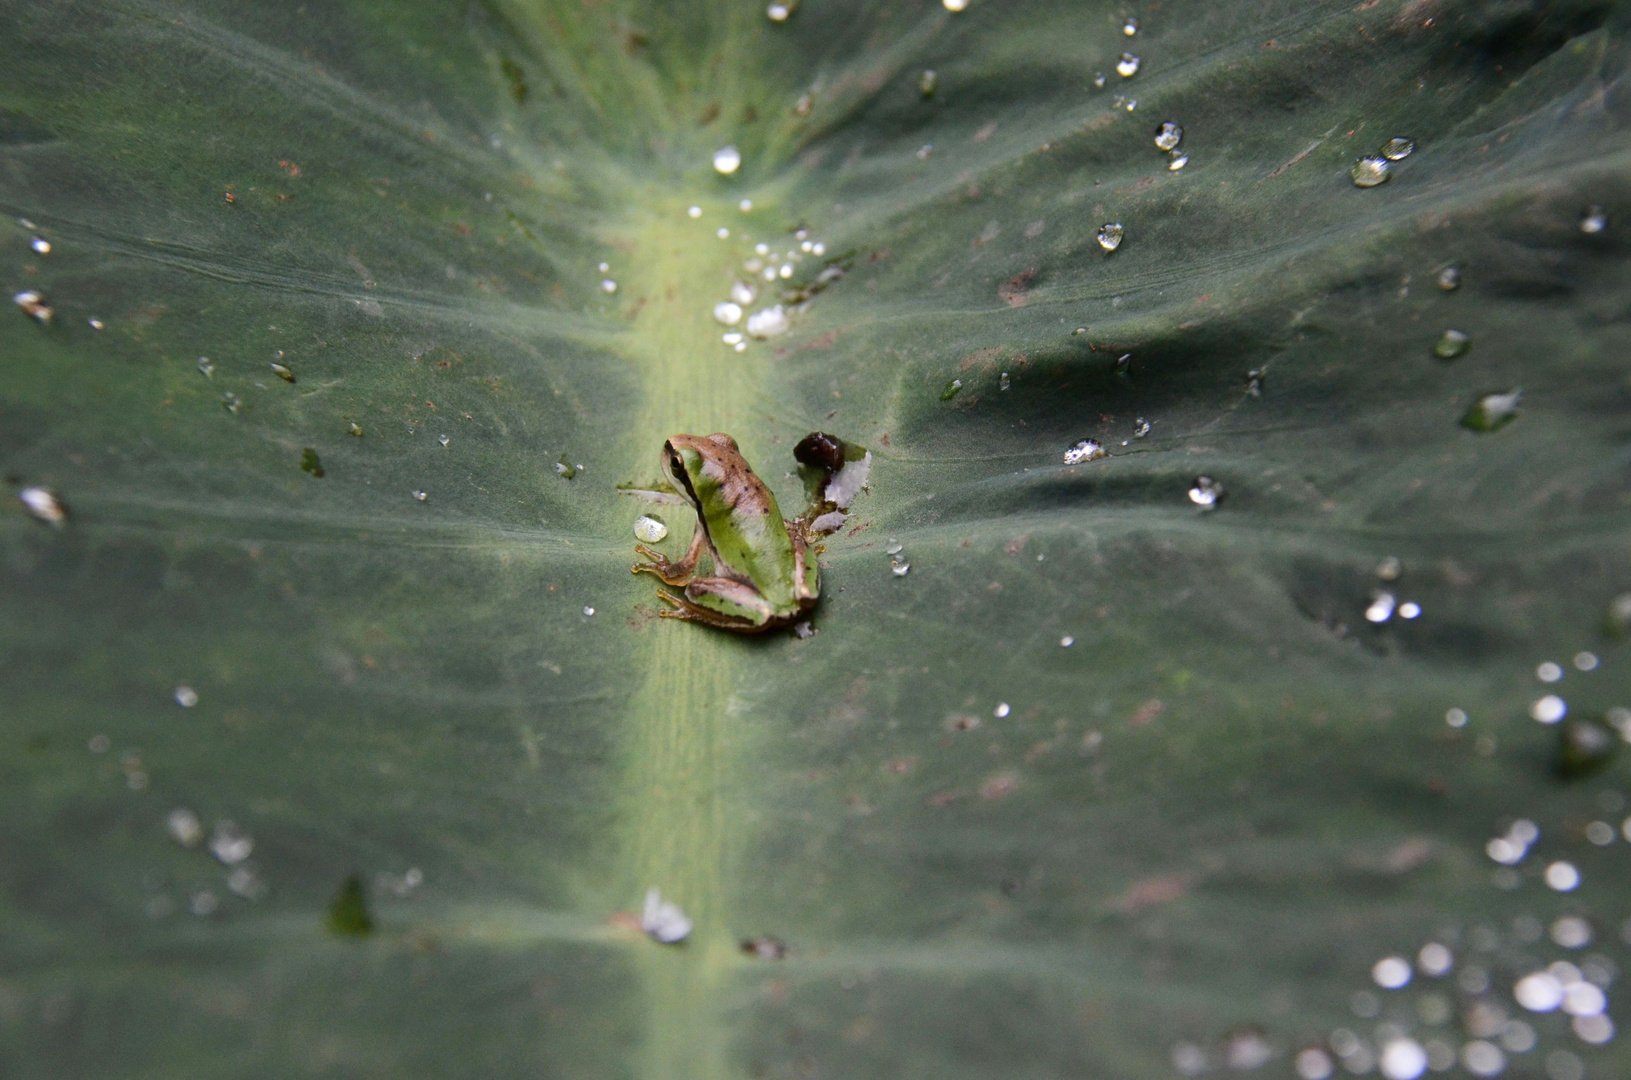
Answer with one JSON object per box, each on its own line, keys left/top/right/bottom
{"left": 661, "top": 434, "right": 741, "bottom": 506}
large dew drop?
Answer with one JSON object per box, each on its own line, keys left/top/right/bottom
{"left": 1116, "top": 53, "right": 1140, "bottom": 77}
{"left": 1433, "top": 329, "right": 1470, "bottom": 359}
{"left": 1096, "top": 223, "right": 1124, "bottom": 252}
{"left": 745, "top": 305, "right": 789, "bottom": 338}
{"left": 633, "top": 516, "right": 668, "bottom": 543}
{"left": 1154, "top": 122, "right": 1182, "bottom": 151}
{"left": 1350, "top": 157, "right": 1390, "bottom": 187}
{"left": 766, "top": 0, "right": 795, "bottom": 20}
{"left": 1461, "top": 390, "right": 1521, "bottom": 432}
{"left": 713, "top": 145, "right": 742, "bottom": 175}
{"left": 1063, "top": 439, "right": 1107, "bottom": 465}
{"left": 1380, "top": 137, "right": 1415, "bottom": 161}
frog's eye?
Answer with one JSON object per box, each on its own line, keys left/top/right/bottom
{"left": 664, "top": 446, "right": 688, "bottom": 488}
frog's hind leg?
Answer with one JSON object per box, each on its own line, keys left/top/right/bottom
{"left": 654, "top": 579, "right": 776, "bottom": 633}
{"left": 632, "top": 524, "right": 710, "bottom": 586}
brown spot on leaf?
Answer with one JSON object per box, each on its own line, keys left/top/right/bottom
{"left": 998, "top": 268, "right": 1037, "bottom": 308}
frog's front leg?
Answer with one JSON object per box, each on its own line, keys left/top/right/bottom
{"left": 632, "top": 524, "right": 711, "bottom": 586}
{"left": 656, "top": 577, "right": 780, "bottom": 632}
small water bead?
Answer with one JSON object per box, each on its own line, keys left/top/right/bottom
{"left": 1351, "top": 156, "right": 1391, "bottom": 187}
{"left": 166, "top": 808, "right": 203, "bottom": 847}
{"left": 1437, "top": 265, "right": 1461, "bottom": 291}
{"left": 222, "top": 392, "right": 241, "bottom": 414}
{"left": 714, "top": 301, "right": 743, "bottom": 326}
{"left": 228, "top": 866, "right": 266, "bottom": 901}
{"left": 1380, "top": 1039, "right": 1427, "bottom": 1080}
{"left": 794, "top": 92, "right": 813, "bottom": 116}
{"left": 1063, "top": 439, "right": 1107, "bottom": 465}
{"left": 738, "top": 199, "right": 753, "bottom": 212}
{"left": 766, "top": 0, "right": 795, "bottom": 21}
{"left": 891, "top": 560, "right": 910, "bottom": 577}
{"left": 1116, "top": 53, "right": 1141, "bottom": 77}
{"left": 1551, "top": 917, "right": 1593, "bottom": 949}
{"left": 745, "top": 305, "right": 789, "bottom": 338}
{"left": 1461, "top": 1041, "right": 1506, "bottom": 1077}
{"left": 1545, "top": 861, "right": 1581, "bottom": 891}
{"left": 412, "top": 490, "right": 428, "bottom": 501}
{"left": 1433, "top": 329, "right": 1470, "bottom": 359}
{"left": 1373, "top": 956, "right": 1413, "bottom": 989}
{"left": 1574, "top": 651, "right": 1598, "bottom": 671}
{"left": 1462, "top": 390, "right": 1521, "bottom": 432}
{"left": 1245, "top": 369, "right": 1264, "bottom": 397}
{"left": 348, "top": 421, "right": 363, "bottom": 437}
{"left": 437, "top": 434, "right": 449, "bottom": 447}
{"left": 1381, "top": 137, "right": 1416, "bottom": 161}
{"left": 1531, "top": 694, "right": 1566, "bottom": 723}
{"left": 601, "top": 279, "right": 618, "bottom": 294}
{"left": 1168, "top": 152, "right": 1189, "bottom": 171}
{"left": 1153, "top": 122, "right": 1182, "bottom": 151}
{"left": 1188, "top": 476, "right": 1223, "bottom": 508}
{"left": 1572, "top": 1015, "right": 1614, "bottom": 1044}
{"left": 88, "top": 317, "right": 104, "bottom": 329}
{"left": 811, "top": 242, "right": 826, "bottom": 256}
{"left": 633, "top": 516, "right": 668, "bottom": 543}
{"left": 1061, "top": 635, "right": 1075, "bottom": 647}
{"left": 1096, "top": 222, "right": 1124, "bottom": 251}
{"left": 18, "top": 486, "right": 66, "bottom": 526}
{"left": 191, "top": 891, "right": 219, "bottom": 917}
{"left": 722, "top": 332, "right": 744, "bottom": 346}
{"left": 713, "top": 146, "right": 741, "bottom": 174}
{"left": 1446, "top": 707, "right": 1468, "bottom": 727}
{"left": 271, "top": 362, "right": 296, "bottom": 383}
{"left": 1587, "top": 820, "right": 1616, "bottom": 845}
{"left": 1398, "top": 601, "right": 1421, "bottom": 618}
{"left": 994, "top": 702, "right": 1011, "bottom": 718}
{"left": 1579, "top": 206, "right": 1607, "bottom": 235}
{"left": 13, "top": 289, "right": 51, "bottom": 324}
{"left": 1295, "top": 1048, "right": 1334, "bottom": 1080}
{"left": 1538, "top": 661, "right": 1564, "bottom": 683}
{"left": 998, "top": 371, "right": 1010, "bottom": 391}
{"left": 555, "top": 457, "right": 578, "bottom": 479}
{"left": 687, "top": 206, "right": 702, "bottom": 220}
{"left": 173, "top": 685, "right": 198, "bottom": 708}
{"left": 30, "top": 237, "right": 50, "bottom": 254}
{"left": 1093, "top": 72, "right": 1107, "bottom": 89}
{"left": 717, "top": 227, "right": 730, "bottom": 239}
{"left": 729, "top": 281, "right": 757, "bottom": 306}
{"left": 1558, "top": 718, "right": 1618, "bottom": 778}
{"left": 1132, "top": 417, "right": 1151, "bottom": 438}
{"left": 919, "top": 69, "right": 938, "bottom": 97}
{"left": 1418, "top": 942, "right": 1453, "bottom": 976}
{"left": 582, "top": 606, "right": 595, "bottom": 616}
{"left": 209, "top": 821, "right": 253, "bottom": 865}
{"left": 1123, "top": 16, "right": 1139, "bottom": 35}
{"left": 1365, "top": 592, "right": 1397, "bottom": 623}
{"left": 942, "top": 0, "right": 968, "bottom": 10}
{"left": 641, "top": 887, "right": 692, "bottom": 944}
{"left": 941, "top": 378, "right": 963, "bottom": 400}
{"left": 916, "top": 144, "right": 933, "bottom": 160}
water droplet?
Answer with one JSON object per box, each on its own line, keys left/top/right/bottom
{"left": 347, "top": 421, "right": 363, "bottom": 437}
{"left": 1188, "top": 476, "right": 1223, "bottom": 508}
{"left": 1245, "top": 369, "right": 1264, "bottom": 397}
{"left": 1531, "top": 694, "right": 1567, "bottom": 723}
{"left": 633, "top": 516, "right": 668, "bottom": 543}
{"left": 1515, "top": 972, "right": 1566, "bottom": 1012}
{"left": 741, "top": 935, "right": 789, "bottom": 959}
{"left": 1381, "top": 137, "right": 1416, "bottom": 161}
{"left": 271, "top": 362, "right": 295, "bottom": 382}
{"left": 1437, "top": 265, "right": 1461, "bottom": 291}
{"left": 1295, "top": 1048, "right": 1333, "bottom": 1080}
{"left": 733, "top": 341, "right": 747, "bottom": 352}
{"left": 195, "top": 356, "right": 215, "bottom": 378}
{"left": 87, "top": 734, "right": 109, "bottom": 753}
{"left": 601, "top": 279, "right": 618, "bottom": 294}
{"left": 221, "top": 392, "right": 241, "bottom": 414}
{"left": 1538, "top": 661, "right": 1564, "bottom": 683}
{"left": 1063, "top": 439, "right": 1107, "bottom": 465}
{"left": 1445, "top": 707, "right": 1468, "bottom": 728}
{"left": 227, "top": 865, "right": 266, "bottom": 901}
{"left": 1365, "top": 591, "right": 1397, "bottom": 623}
{"left": 721, "top": 332, "right": 743, "bottom": 345}
{"left": 1124, "top": 98, "right": 1138, "bottom": 112}
{"left": 582, "top": 605, "right": 595, "bottom": 616}
{"left": 1154, "top": 122, "right": 1183, "bottom": 151}
{"left": 1168, "top": 152, "right": 1189, "bottom": 171}
{"left": 299, "top": 448, "right": 324, "bottom": 478}
{"left": 915, "top": 144, "right": 933, "bottom": 160}
{"left": 1398, "top": 601, "right": 1421, "bottom": 619}
{"left": 994, "top": 702, "right": 1011, "bottom": 718}
{"left": 1587, "top": 819, "right": 1616, "bottom": 844}
{"left": 941, "top": 378, "right": 963, "bottom": 400}
{"left": 1551, "top": 916, "right": 1593, "bottom": 949}
{"left": 1096, "top": 222, "right": 1124, "bottom": 251}
{"left": 766, "top": 0, "right": 795, "bottom": 20}
{"left": 190, "top": 891, "right": 219, "bottom": 917}
{"left": 1060, "top": 635, "right": 1075, "bottom": 647}
{"left": 1545, "top": 861, "right": 1581, "bottom": 891}
{"left": 1433, "top": 329, "right": 1470, "bottom": 359}
{"left": 713, "top": 145, "right": 742, "bottom": 175}
{"left": 412, "top": 489, "right": 428, "bottom": 501}
{"left": 641, "top": 887, "right": 692, "bottom": 943}
{"left": 1418, "top": 942, "right": 1453, "bottom": 976}
{"left": 13, "top": 290, "right": 52, "bottom": 324}
{"left": 1461, "top": 390, "right": 1521, "bottom": 432}
{"left": 87, "top": 317, "right": 104, "bottom": 330}
{"left": 891, "top": 559, "right": 910, "bottom": 577}
{"left": 555, "top": 456, "right": 578, "bottom": 479}
{"left": 716, "top": 227, "right": 730, "bottom": 239}
{"left": 1173, "top": 1043, "right": 1207, "bottom": 1076}
{"left": 943, "top": 0, "right": 969, "bottom": 9}
{"left": 1380, "top": 1038, "right": 1427, "bottom": 1080}
{"left": 1571, "top": 1015, "right": 1613, "bottom": 1045}
{"left": 18, "top": 486, "right": 67, "bottom": 527}
{"left": 998, "top": 371, "right": 1011, "bottom": 391}
{"left": 713, "top": 301, "right": 744, "bottom": 326}
{"left": 166, "top": 808, "right": 203, "bottom": 847}
{"left": 686, "top": 206, "right": 703, "bottom": 221}
{"left": 811, "top": 241, "right": 826, "bottom": 256}
{"left": 1123, "top": 16, "right": 1139, "bottom": 35}
{"left": 745, "top": 305, "right": 789, "bottom": 338}
{"left": 1498, "top": 1021, "right": 1535, "bottom": 1053}
{"left": 30, "top": 237, "right": 50, "bottom": 254}
{"left": 1131, "top": 417, "right": 1151, "bottom": 438}
{"left": 436, "top": 434, "right": 449, "bottom": 447}
{"left": 1460, "top": 1041, "right": 1505, "bottom": 1077}
{"left": 885, "top": 540, "right": 903, "bottom": 555}
{"left": 738, "top": 198, "right": 753, "bottom": 212}
{"left": 1373, "top": 956, "right": 1413, "bottom": 989}
{"left": 208, "top": 821, "right": 253, "bottom": 865}
{"left": 1093, "top": 72, "right": 1107, "bottom": 89}
{"left": 919, "top": 69, "right": 938, "bottom": 97}
{"left": 1580, "top": 206, "right": 1607, "bottom": 235}
{"left": 1351, "top": 156, "right": 1391, "bottom": 187}
{"left": 1575, "top": 651, "right": 1599, "bottom": 671}
{"left": 1116, "top": 53, "right": 1141, "bottom": 77}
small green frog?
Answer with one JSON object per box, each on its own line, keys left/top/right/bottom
{"left": 633, "top": 433, "right": 818, "bottom": 632}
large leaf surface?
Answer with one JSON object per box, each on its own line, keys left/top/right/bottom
{"left": 3, "top": 0, "right": 1631, "bottom": 1076}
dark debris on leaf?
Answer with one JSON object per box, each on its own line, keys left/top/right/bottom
{"left": 300, "top": 448, "right": 324, "bottom": 478}
{"left": 326, "top": 874, "right": 373, "bottom": 937}
{"left": 1557, "top": 718, "right": 1618, "bottom": 780}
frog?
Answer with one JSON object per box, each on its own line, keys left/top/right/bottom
{"left": 632, "top": 433, "right": 819, "bottom": 632}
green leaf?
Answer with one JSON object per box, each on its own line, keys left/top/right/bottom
{"left": 2, "top": 0, "right": 1630, "bottom": 1076}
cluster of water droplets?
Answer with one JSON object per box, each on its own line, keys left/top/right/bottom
{"left": 1351, "top": 137, "right": 1416, "bottom": 187}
